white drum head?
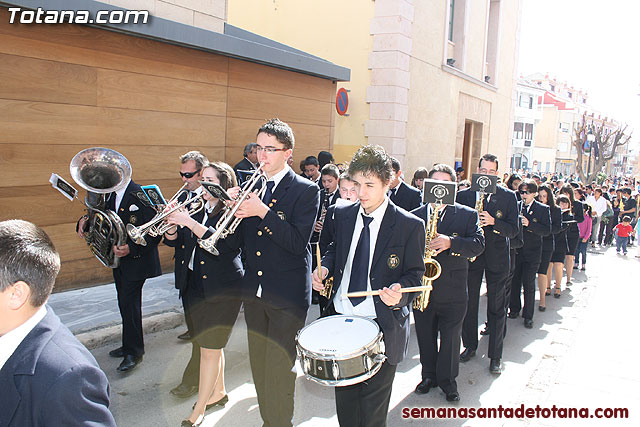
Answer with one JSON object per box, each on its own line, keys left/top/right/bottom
{"left": 297, "top": 315, "right": 379, "bottom": 355}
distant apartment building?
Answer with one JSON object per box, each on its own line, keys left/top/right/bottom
{"left": 525, "top": 73, "right": 630, "bottom": 178}
{"left": 509, "top": 78, "right": 545, "bottom": 172}
{"left": 228, "top": 0, "right": 522, "bottom": 178}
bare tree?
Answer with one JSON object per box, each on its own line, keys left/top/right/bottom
{"left": 572, "top": 113, "right": 632, "bottom": 183}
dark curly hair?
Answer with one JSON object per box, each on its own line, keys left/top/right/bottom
{"left": 257, "top": 118, "right": 295, "bottom": 150}
{"left": 348, "top": 145, "right": 393, "bottom": 184}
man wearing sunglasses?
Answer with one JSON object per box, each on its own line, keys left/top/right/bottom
{"left": 169, "top": 150, "right": 209, "bottom": 399}
{"left": 229, "top": 118, "right": 320, "bottom": 427}
{"left": 456, "top": 154, "right": 519, "bottom": 375}
{"left": 508, "top": 179, "right": 551, "bottom": 329}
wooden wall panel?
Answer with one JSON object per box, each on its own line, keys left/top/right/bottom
{"left": 228, "top": 58, "right": 335, "bottom": 103}
{"left": 0, "top": 10, "right": 337, "bottom": 291}
{"left": 227, "top": 86, "right": 333, "bottom": 127}
{"left": 97, "top": 70, "right": 227, "bottom": 116}
{"left": 0, "top": 53, "right": 97, "bottom": 105}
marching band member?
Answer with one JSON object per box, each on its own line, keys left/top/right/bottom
{"left": 456, "top": 154, "right": 519, "bottom": 374}
{"left": 508, "top": 179, "right": 551, "bottom": 328}
{"left": 164, "top": 162, "right": 243, "bottom": 427}
{"left": 536, "top": 184, "right": 561, "bottom": 311}
{"left": 313, "top": 145, "right": 425, "bottom": 426}
{"left": 411, "top": 164, "right": 484, "bottom": 402}
{"left": 231, "top": 118, "right": 320, "bottom": 427}
{"left": 388, "top": 157, "right": 422, "bottom": 211}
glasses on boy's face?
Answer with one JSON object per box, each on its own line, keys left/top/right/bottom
{"left": 256, "top": 146, "right": 288, "bottom": 154}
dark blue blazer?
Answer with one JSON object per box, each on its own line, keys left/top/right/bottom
{"left": 456, "top": 185, "right": 519, "bottom": 268}
{"left": 390, "top": 181, "right": 421, "bottom": 212}
{"left": 520, "top": 200, "right": 552, "bottom": 260}
{"left": 411, "top": 203, "right": 485, "bottom": 303}
{"left": 237, "top": 168, "right": 320, "bottom": 309}
{"left": 319, "top": 204, "right": 337, "bottom": 255}
{"left": 321, "top": 200, "right": 426, "bottom": 365}
{"left": 311, "top": 188, "right": 340, "bottom": 244}
{"left": 0, "top": 308, "right": 115, "bottom": 427}
{"left": 164, "top": 208, "right": 243, "bottom": 299}
{"left": 113, "top": 180, "right": 162, "bottom": 281}
{"left": 543, "top": 205, "right": 562, "bottom": 252}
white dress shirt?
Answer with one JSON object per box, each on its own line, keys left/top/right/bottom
{"left": 188, "top": 200, "right": 216, "bottom": 271}
{"left": 586, "top": 195, "right": 607, "bottom": 217}
{"left": 333, "top": 197, "right": 389, "bottom": 317}
{"left": 113, "top": 178, "right": 131, "bottom": 212}
{"left": 0, "top": 305, "right": 47, "bottom": 370}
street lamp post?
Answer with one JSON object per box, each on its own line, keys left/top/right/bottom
{"left": 586, "top": 129, "right": 596, "bottom": 183}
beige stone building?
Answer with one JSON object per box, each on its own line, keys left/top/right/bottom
{"left": 228, "top": 0, "right": 522, "bottom": 179}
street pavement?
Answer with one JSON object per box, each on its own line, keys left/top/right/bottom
{"left": 58, "top": 244, "right": 640, "bottom": 426}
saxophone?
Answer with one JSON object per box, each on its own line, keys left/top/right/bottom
{"left": 413, "top": 203, "right": 443, "bottom": 311}
{"left": 468, "top": 192, "right": 484, "bottom": 263}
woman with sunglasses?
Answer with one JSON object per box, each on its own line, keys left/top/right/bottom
{"left": 165, "top": 162, "right": 243, "bottom": 427}
{"left": 536, "top": 185, "right": 560, "bottom": 310}
{"left": 559, "top": 184, "right": 584, "bottom": 285}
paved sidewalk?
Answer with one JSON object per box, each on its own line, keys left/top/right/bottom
{"left": 51, "top": 245, "right": 639, "bottom": 426}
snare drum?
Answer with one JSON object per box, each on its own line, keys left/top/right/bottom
{"left": 296, "top": 315, "right": 386, "bottom": 387}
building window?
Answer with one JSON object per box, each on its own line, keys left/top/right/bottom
{"left": 513, "top": 122, "right": 523, "bottom": 139}
{"left": 550, "top": 84, "right": 555, "bottom": 92}
{"left": 448, "top": 0, "right": 455, "bottom": 42}
{"left": 484, "top": 0, "right": 501, "bottom": 84}
{"left": 524, "top": 123, "right": 533, "bottom": 140}
{"left": 519, "top": 94, "right": 533, "bottom": 109}
{"left": 559, "top": 122, "right": 570, "bottom": 133}
{"left": 511, "top": 153, "right": 528, "bottom": 170}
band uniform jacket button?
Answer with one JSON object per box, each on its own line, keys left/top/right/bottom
{"left": 181, "top": 260, "right": 184, "bottom": 264}
{"left": 181, "top": 245, "right": 185, "bottom": 249}
{"left": 257, "top": 231, "right": 263, "bottom": 236}
{"left": 200, "top": 261, "right": 205, "bottom": 265}
{"left": 257, "top": 271, "right": 263, "bottom": 277}
{"left": 202, "top": 275, "right": 207, "bottom": 279}
{"left": 256, "top": 251, "right": 261, "bottom": 256}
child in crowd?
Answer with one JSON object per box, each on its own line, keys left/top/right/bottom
{"left": 575, "top": 203, "right": 592, "bottom": 270}
{"left": 613, "top": 216, "right": 634, "bottom": 255}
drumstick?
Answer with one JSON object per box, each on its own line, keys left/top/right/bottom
{"left": 315, "top": 244, "right": 323, "bottom": 281}
{"left": 343, "top": 285, "right": 432, "bottom": 298}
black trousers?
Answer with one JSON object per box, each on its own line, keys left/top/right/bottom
{"left": 504, "top": 249, "right": 517, "bottom": 336}
{"left": 414, "top": 301, "right": 466, "bottom": 393}
{"left": 244, "top": 298, "right": 306, "bottom": 427}
{"left": 335, "top": 360, "right": 397, "bottom": 427}
{"left": 113, "top": 268, "right": 146, "bottom": 357}
{"left": 462, "top": 258, "right": 507, "bottom": 359}
{"left": 179, "top": 271, "right": 201, "bottom": 387}
{"left": 509, "top": 251, "right": 540, "bottom": 320}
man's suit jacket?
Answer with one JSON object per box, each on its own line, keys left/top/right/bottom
{"left": 0, "top": 308, "right": 116, "bottom": 427}
{"left": 321, "top": 200, "right": 426, "bottom": 365}
{"left": 111, "top": 180, "right": 162, "bottom": 282}
{"left": 234, "top": 157, "right": 256, "bottom": 173}
{"left": 237, "top": 168, "right": 320, "bottom": 309}
{"left": 390, "top": 180, "right": 421, "bottom": 212}
{"left": 164, "top": 209, "right": 243, "bottom": 299}
{"left": 456, "top": 186, "right": 519, "bottom": 269}
{"left": 520, "top": 200, "right": 551, "bottom": 260}
{"left": 319, "top": 204, "right": 337, "bottom": 255}
{"left": 411, "top": 203, "right": 485, "bottom": 303}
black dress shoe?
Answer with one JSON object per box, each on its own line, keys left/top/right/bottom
{"left": 414, "top": 378, "right": 436, "bottom": 394}
{"left": 177, "top": 331, "right": 191, "bottom": 341}
{"left": 508, "top": 311, "right": 519, "bottom": 319}
{"left": 480, "top": 325, "right": 490, "bottom": 336}
{"left": 180, "top": 417, "right": 203, "bottom": 427}
{"left": 108, "top": 347, "right": 125, "bottom": 358}
{"left": 459, "top": 348, "right": 476, "bottom": 362}
{"left": 523, "top": 319, "right": 534, "bottom": 329}
{"left": 445, "top": 391, "right": 460, "bottom": 402}
{"left": 538, "top": 305, "right": 546, "bottom": 312}
{"left": 192, "top": 394, "right": 229, "bottom": 411}
{"left": 117, "top": 354, "right": 142, "bottom": 372}
{"left": 489, "top": 358, "right": 502, "bottom": 374}
{"left": 171, "top": 383, "right": 198, "bottom": 398}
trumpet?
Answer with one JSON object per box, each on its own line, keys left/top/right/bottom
{"left": 413, "top": 202, "right": 443, "bottom": 312}
{"left": 126, "top": 184, "right": 204, "bottom": 246}
{"left": 198, "top": 163, "right": 267, "bottom": 255}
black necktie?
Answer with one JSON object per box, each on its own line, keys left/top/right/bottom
{"left": 262, "top": 181, "right": 275, "bottom": 204}
{"left": 349, "top": 214, "right": 374, "bottom": 306}
{"left": 107, "top": 192, "right": 116, "bottom": 211}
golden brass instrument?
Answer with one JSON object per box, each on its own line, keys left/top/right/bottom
{"left": 70, "top": 148, "right": 131, "bottom": 269}
{"left": 315, "top": 243, "right": 333, "bottom": 298}
{"left": 413, "top": 203, "right": 443, "bottom": 312}
{"left": 126, "top": 184, "right": 204, "bottom": 246}
{"left": 198, "top": 163, "right": 267, "bottom": 255}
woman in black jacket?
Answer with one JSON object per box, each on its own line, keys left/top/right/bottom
{"left": 536, "top": 185, "right": 560, "bottom": 310}
{"left": 165, "top": 162, "right": 243, "bottom": 427}
{"left": 559, "top": 184, "right": 584, "bottom": 286}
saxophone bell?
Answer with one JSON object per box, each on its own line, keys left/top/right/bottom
{"left": 413, "top": 202, "right": 443, "bottom": 312}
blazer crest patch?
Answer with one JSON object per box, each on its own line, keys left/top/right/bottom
{"left": 387, "top": 254, "right": 400, "bottom": 269}
{"left": 277, "top": 211, "right": 286, "bottom": 221}
{"left": 495, "top": 210, "right": 503, "bottom": 219}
